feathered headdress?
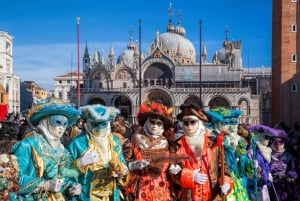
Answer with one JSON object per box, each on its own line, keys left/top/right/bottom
{"left": 137, "top": 101, "right": 174, "bottom": 129}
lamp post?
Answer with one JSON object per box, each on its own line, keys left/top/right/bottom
{"left": 199, "top": 20, "right": 202, "bottom": 103}
{"left": 76, "top": 17, "right": 80, "bottom": 107}
{"left": 139, "top": 19, "right": 142, "bottom": 106}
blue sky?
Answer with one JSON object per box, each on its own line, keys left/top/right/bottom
{"left": 1, "top": 0, "right": 272, "bottom": 91}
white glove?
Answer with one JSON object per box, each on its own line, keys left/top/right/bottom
{"left": 268, "top": 173, "right": 273, "bottom": 182}
{"left": 220, "top": 182, "right": 230, "bottom": 194}
{"left": 193, "top": 169, "right": 208, "bottom": 184}
{"left": 253, "top": 159, "right": 258, "bottom": 168}
{"left": 45, "top": 178, "right": 64, "bottom": 192}
{"left": 128, "top": 160, "right": 149, "bottom": 171}
{"left": 68, "top": 183, "right": 82, "bottom": 196}
{"left": 169, "top": 164, "right": 182, "bottom": 175}
{"left": 79, "top": 149, "right": 99, "bottom": 167}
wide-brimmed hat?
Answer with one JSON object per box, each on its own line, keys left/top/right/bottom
{"left": 26, "top": 97, "right": 80, "bottom": 128}
{"left": 79, "top": 104, "right": 120, "bottom": 122}
{"left": 176, "top": 103, "right": 209, "bottom": 122}
{"left": 136, "top": 101, "right": 173, "bottom": 129}
{"left": 247, "top": 124, "right": 279, "bottom": 137}
{"left": 211, "top": 107, "right": 242, "bottom": 125}
{"left": 272, "top": 128, "right": 288, "bottom": 141}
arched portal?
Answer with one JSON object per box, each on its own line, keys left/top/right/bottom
{"left": 113, "top": 96, "right": 132, "bottom": 119}
{"left": 184, "top": 96, "right": 202, "bottom": 107}
{"left": 146, "top": 89, "right": 172, "bottom": 107}
{"left": 87, "top": 97, "right": 106, "bottom": 105}
{"left": 208, "top": 96, "right": 230, "bottom": 109}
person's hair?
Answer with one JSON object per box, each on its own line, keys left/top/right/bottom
{"left": 111, "top": 116, "right": 126, "bottom": 135}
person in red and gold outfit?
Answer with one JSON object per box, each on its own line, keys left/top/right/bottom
{"left": 125, "top": 101, "right": 175, "bottom": 201}
{"left": 168, "top": 103, "right": 233, "bottom": 201}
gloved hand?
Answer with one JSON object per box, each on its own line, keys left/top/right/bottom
{"left": 68, "top": 183, "right": 82, "bottom": 196}
{"left": 193, "top": 169, "right": 208, "bottom": 184}
{"left": 220, "top": 182, "right": 230, "bottom": 194}
{"left": 79, "top": 149, "right": 99, "bottom": 167}
{"left": 44, "top": 178, "right": 64, "bottom": 192}
{"left": 128, "top": 160, "right": 149, "bottom": 171}
{"left": 112, "top": 164, "right": 129, "bottom": 177}
{"left": 253, "top": 159, "right": 258, "bottom": 168}
{"left": 268, "top": 173, "right": 273, "bottom": 182}
{"left": 169, "top": 164, "right": 182, "bottom": 175}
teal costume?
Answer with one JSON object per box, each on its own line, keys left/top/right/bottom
{"left": 12, "top": 131, "right": 78, "bottom": 200}
{"left": 68, "top": 132, "right": 129, "bottom": 201}
{"left": 67, "top": 104, "right": 129, "bottom": 201}
{"left": 205, "top": 108, "right": 250, "bottom": 201}
{"left": 11, "top": 97, "right": 81, "bottom": 201}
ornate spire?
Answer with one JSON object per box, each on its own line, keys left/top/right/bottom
{"left": 127, "top": 28, "right": 136, "bottom": 50}
{"left": 167, "top": 3, "right": 175, "bottom": 32}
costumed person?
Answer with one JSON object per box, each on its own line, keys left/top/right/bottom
{"left": 68, "top": 118, "right": 85, "bottom": 140}
{"left": 247, "top": 124, "right": 277, "bottom": 201}
{"left": 269, "top": 129, "right": 299, "bottom": 201}
{"left": 168, "top": 103, "right": 233, "bottom": 201}
{"left": 12, "top": 98, "right": 82, "bottom": 201}
{"left": 124, "top": 101, "right": 175, "bottom": 201}
{"left": 67, "top": 104, "right": 130, "bottom": 201}
{"left": 111, "top": 114, "right": 133, "bottom": 163}
{"left": 0, "top": 153, "right": 19, "bottom": 201}
{"left": 235, "top": 123, "right": 254, "bottom": 197}
{"left": 206, "top": 108, "right": 250, "bottom": 201}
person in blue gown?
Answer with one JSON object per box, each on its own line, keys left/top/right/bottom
{"left": 12, "top": 98, "right": 82, "bottom": 201}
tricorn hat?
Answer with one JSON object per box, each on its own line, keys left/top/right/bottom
{"left": 79, "top": 104, "right": 120, "bottom": 122}
{"left": 176, "top": 103, "right": 209, "bottom": 122}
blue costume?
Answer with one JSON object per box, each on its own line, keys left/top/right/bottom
{"left": 67, "top": 104, "right": 130, "bottom": 201}
{"left": 12, "top": 98, "right": 81, "bottom": 201}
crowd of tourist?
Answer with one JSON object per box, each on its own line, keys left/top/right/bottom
{"left": 0, "top": 97, "right": 300, "bottom": 201}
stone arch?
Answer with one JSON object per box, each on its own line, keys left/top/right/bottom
{"left": 238, "top": 98, "right": 249, "bottom": 116}
{"left": 113, "top": 95, "right": 132, "bottom": 119}
{"left": 87, "top": 97, "right": 106, "bottom": 105}
{"left": 115, "top": 69, "right": 132, "bottom": 80}
{"left": 208, "top": 96, "right": 230, "bottom": 109}
{"left": 143, "top": 88, "right": 173, "bottom": 107}
{"left": 143, "top": 62, "right": 173, "bottom": 79}
{"left": 183, "top": 95, "right": 202, "bottom": 107}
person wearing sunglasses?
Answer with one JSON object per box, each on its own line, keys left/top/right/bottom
{"left": 67, "top": 104, "right": 130, "bottom": 201}
{"left": 12, "top": 98, "right": 82, "bottom": 201}
{"left": 168, "top": 103, "right": 233, "bottom": 201}
{"left": 124, "top": 101, "right": 174, "bottom": 201}
{"left": 269, "top": 129, "right": 299, "bottom": 201}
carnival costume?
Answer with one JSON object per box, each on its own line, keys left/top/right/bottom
{"left": 269, "top": 129, "right": 299, "bottom": 201}
{"left": 12, "top": 98, "right": 82, "bottom": 201}
{"left": 125, "top": 101, "right": 174, "bottom": 201}
{"left": 247, "top": 124, "right": 278, "bottom": 201}
{"left": 68, "top": 104, "right": 130, "bottom": 201}
{"left": 169, "top": 103, "right": 233, "bottom": 201}
{"left": 205, "top": 108, "right": 250, "bottom": 201}
{"left": 0, "top": 153, "right": 19, "bottom": 201}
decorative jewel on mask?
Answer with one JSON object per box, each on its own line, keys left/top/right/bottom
{"left": 49, "top": 115, "right": 68, "bottom": 128}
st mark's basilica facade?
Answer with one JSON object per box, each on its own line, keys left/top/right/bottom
{"left": 69, "top": 14, "right": 271, "bottom": 125}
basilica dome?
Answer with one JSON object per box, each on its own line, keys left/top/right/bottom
{"left": 151, "top": 25, "right": 196, "bottom": 64}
